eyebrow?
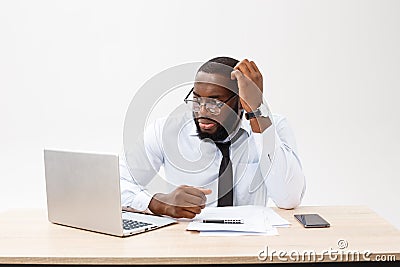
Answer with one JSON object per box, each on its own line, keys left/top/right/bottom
{"left": 193, "top": 92, "right": 220, "bottom": 99}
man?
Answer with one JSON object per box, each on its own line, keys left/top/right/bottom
{"left": 120, "top": 57, "right": 305, "bottom": 218}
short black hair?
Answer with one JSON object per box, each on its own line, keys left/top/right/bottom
{"left": 198, "top": 56, "right": 239, "bottom": 74}
{"left": 197, "top": 56, "right": 239, "bottom": 94}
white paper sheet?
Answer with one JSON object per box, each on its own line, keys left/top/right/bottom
{"left": 264, "top": 207, "right": 291, "bottom": 227}
{"left": 198, "top": 228, "right": 279, "bottom": 237}
{"left": 186, "top": 205, "right": 289, "bottom": 236}
{"left": 187, "top": 206, "right": 271, "bottom": 232}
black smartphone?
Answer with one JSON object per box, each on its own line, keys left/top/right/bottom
{"left": 294, "top": 214, "right": 330, "bottom": 228}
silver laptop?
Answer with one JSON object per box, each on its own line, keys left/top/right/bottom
{"left": 44, "top": 149, "right": 176, "bottom": 237}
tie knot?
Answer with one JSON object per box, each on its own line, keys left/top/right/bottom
{"left": 216, "top": 141, "right": 231, "bottom": 157}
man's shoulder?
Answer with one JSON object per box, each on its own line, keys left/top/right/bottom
{"left": 271, "top": 113, "right": 286, "bottom": 123}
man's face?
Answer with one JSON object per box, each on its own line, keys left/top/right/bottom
{"left": 193, "top": 71, "right": 241, "bottom": 141}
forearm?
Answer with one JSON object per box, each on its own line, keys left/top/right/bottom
{"left": 265, "top": 140, "right": 306, "bottom": 209}
{"left": 249, "top": 116, "right": 272, "bottom": 133}
{"left": 119, "top": 153, "right": 156, "bottom": 211}
{"left": 252, "top": 118, "right": 306, "bottom": 209}
{"left": 120, "top": 171, "right": 153, "bottom": 212}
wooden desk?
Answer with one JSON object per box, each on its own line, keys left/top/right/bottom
{"left": 0, "top": 206, "right": 399, "bottom": 265}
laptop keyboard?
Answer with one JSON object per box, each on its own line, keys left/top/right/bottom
{"left": 122, "top": 219, "right": 152, "bottom": 230}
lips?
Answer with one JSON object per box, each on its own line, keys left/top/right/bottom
{"left": 199, "top": 122, "right": 216, "bottom": 130}
{"left": 197, "top": 118, "right": 217, "bottom": 130}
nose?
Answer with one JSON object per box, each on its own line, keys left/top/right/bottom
{"left": 198, "top": 103, "right": 208, "bottom": 115}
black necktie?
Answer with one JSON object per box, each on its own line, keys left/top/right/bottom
{"left": 216, "top": 141, "right": 233, "bottom": 207}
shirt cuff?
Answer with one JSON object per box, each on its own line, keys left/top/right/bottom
{"left": 129, "top": 190, "right": 153, "bottom": 212}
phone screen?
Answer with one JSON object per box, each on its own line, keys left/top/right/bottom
{"left": 294, "top": 214, "right": 330, "bottom": 228}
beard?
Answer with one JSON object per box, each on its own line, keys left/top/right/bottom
{"left": 194, "top": 101, "right": 243, "bottom": 142}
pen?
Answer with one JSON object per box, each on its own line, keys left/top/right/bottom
{"left": 201, "top": 219, "right": 244, "bottom": 224}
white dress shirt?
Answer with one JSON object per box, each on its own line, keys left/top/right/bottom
{"left": 120, "top": 112, "right": 305, "bottom": 211}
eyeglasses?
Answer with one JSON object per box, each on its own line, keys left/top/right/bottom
{"left": 183, "top": 87, "right": 237, "bottom": 115}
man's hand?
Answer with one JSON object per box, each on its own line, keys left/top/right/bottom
{"left": 231, "top": 59, "right": 271, "bottom": 133}
{"left": 148, "top": 185, "right": 212, "bottom": 219}
{"left": 231, "top": 59, "right": 264, "bottom": 112}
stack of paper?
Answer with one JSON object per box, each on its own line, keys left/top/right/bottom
{"left": 186, "top": 205, "right": 290, "bottom": 236}
{"left": 264, "top": 207, "right": 291, "bottom": 228}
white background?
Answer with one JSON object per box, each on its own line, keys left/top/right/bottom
{"left": 1, "top": 0, "right": 399, "bottom": 229}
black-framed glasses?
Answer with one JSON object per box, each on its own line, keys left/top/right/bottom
{"left": 183, "top": 87, "right": 237, "bottom": 115}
